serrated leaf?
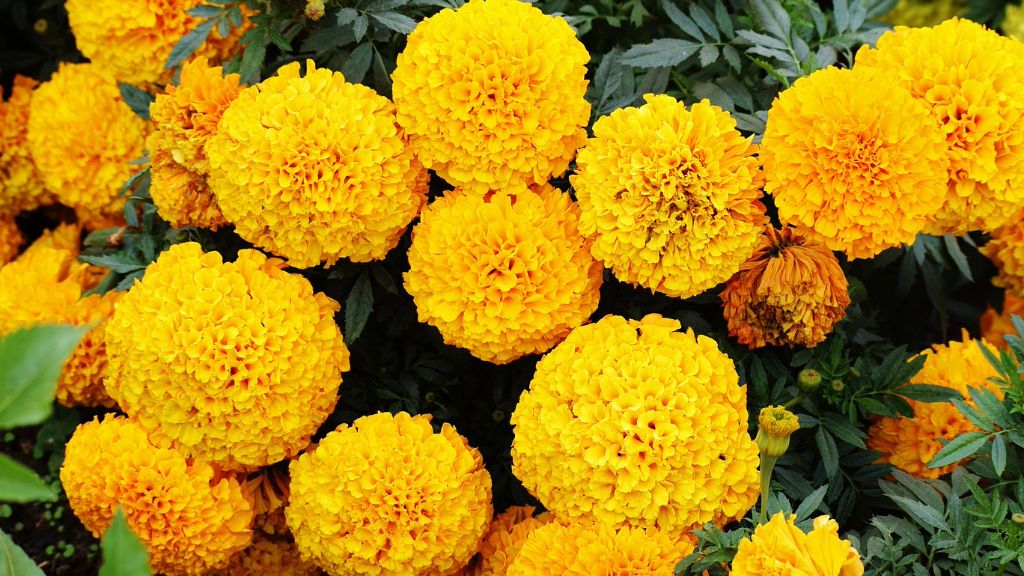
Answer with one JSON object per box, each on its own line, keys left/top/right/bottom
{"left": 99, "top": 509, "right": 152, "bottom": 576}
{"left": 342, "top": 42, "right": 374, "bottom": 83}
{"left": 165, "top": 19, "right": 216, "bottom": 70}
{"left": 967, "top": 386, "right": 1012, "bottom": 429}
{"left": 79, "top": 253, "right": 148, "bottom": 275}
{"left": 794, "top": 484, "right": 828, "bottom": 521}
{"left": 353, "top": 14, "right": 369, "bottom": 42}
{"left": 689, "top": 4, "right": 720, "bottom": 40}
{"left": 238, "top": 41, "right": 266, "bottom": 85}
{"left": 991, "top": 434, "right": 1007, "bottom": 477}
{"left": 887, "top": 495, "right": 949, "bottom": 532}
{"left": 621, "top": 39, "right": 700, "bottom": 68}
{"left": 364, "top": 0, "right": 410, "bottom": 10}
{"left": 0, "top": 325, "right": 87, "bottom": 429}
{"left": 0, "top": 528, "right": 44, "bottom": 576}
{"left": 942, "top": 234, "right": 973, "bottom": 281}
{"left": 749, "top": 0, "right": 791, "bottom": 40}
{"left": 898, "top": 384, "right": 963, "bottom": 403}
{"left": 369, "top": 11, "right": 417, "bottom": 34}
{"left": 928, "top": 431, "right": 989, "bottom": 469}
{"left": 0, "top": 453, "right": 56, "bottom": 503}
{"left": 661, "top": 0, "right": 704, "bottom": 40}
{"left": 951, "top": 398, "right": 995, "bottom": 432}
{"left": 698, "top": 44, "right": 719, "bottom": 67}
{"left": 345, "top": 272, "right": 374, "bottom": 345}
{"left": 370, "top": 264, "right": 398, "bottom": 295}
{"left": 117, "top": 83, "right": 154, "bottom": 121}
{"left": 713, "top": 0, "right": 733, "bottom": 36}
{"left": 821, "top": 413, "right": 867, "bottom": 449}
{"left": 187, "top": 5, "right": 224, "bottom": 17}
{"left": 816, "top": 427, "right": 839, "bottom": 480}
{"left": 722, "top": 44, "right": 742, "bottom": 71}
{"left": 337, "top": 7, "right": 359, "bottom": 25}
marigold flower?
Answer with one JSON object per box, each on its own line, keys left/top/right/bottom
{"left": 404, "top": 185, "right": 602, "bottom": 364}
{"left": 572, "top": 94, "right": 766, "bottom": 298}
{"left": 0, "top": 216, "right": 23, "bottom": 265}
{"left": 392, "top": 0, "right": 590, "bottom": 192}
{"left": 854, "top": 18, "right": 1024, "bottom": 234}
{"left": 104, "top": 242, "right": 350, "bottom": 470}
{"left": 1, "top": 75, "right": 51, "bottom": 215}
{"left": 0, "top": 245, "right": 89, "bottom": 335}
{"left": 1006, "top": 3, "right": 1024, "bottom": 39}
{"left": 510, "top": 314, "right": 760, "bottom": 539}
{"left": 211, "top": 534, "right": 321, "bottom": 576}
{"left": 287, "top": 412, "right": 492, "bottom": 576}
{"left": 468, "top": 506, "right": 551, "bottom": 576}
{"left": 507, "top": 522, "right": 694, "bottom": 576}
{"left": 761, "top": 66, "right": 948, "bottom": 259}
{"left": 55, "top": 292, "right": 120, "bottom": 408}
{"left": 730, "top": 512, "right": 863, "bottom": 576}
{"left": 27, "top": 63, "right": 147, "bottom": 230}
{"left": 61, "top": 415, "right": 253, "bottom": 576}
{"left": 980, "top": 291, "right": 1024, "bottom": 347}
{"left": 983, "top": 210, "right": 1024, "bottom": 296}
{"left": 867, "top": 333, "right": 1004, "bottom": 478}
{"left": 757, "top": 406, "right": 800, "bottom": 459}
{"left": 207, "top": 60, "right": 427, "bottom": 268}
{"left": 722, "top": 227, "right": 850, "bottom": 348}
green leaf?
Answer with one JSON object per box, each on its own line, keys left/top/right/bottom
{"left": 345, "top": 272, "right": 374, "bottom": 345}
{"left": 187, "top": 5, "right": 225, "bottom": 17}
{"left": 0, "top": 325, "right": 87, "bottom": 429}
{"left": 117, "top": 83, "right": 154, "bottom": 121}
{"left": 698, "top": 44, "right": 719, "bottom": 67}
{"left": 621, "top": 39, "right": 701, "bottom": 68}
{"left": 689, "top": 4, "right": 720, "bottom": 40}
{"left": 341, "top": 42, "right": 374, "bottom": 83}
{"left": 990, "top": 434, "right": 1007, "bottom": 477}
{"left": 99, "top": 509, "right": 152, "bottom": 576}
{"left": 337, "top": 7, "right": 359, "bottom": 25}
{"left": 79, "top": 253, "right": 148, "bottom": 275}
{"left": 928, "top": 431, "right": 989, "bottom": 469}
{"left": 898, "top": 384, "right": 963, "bottom": 403}
{"left": 369, "top": 11, "right": 417, "bottom": 34}
{"left": 794, "top": 484, "right": 828, "bottom": 521}
{"left": 0, "top": 528, "right": 44, "bottom": 576}
{"left": 942, "top": 234, "right": 973, "bottom": 281}
{"left": 815, "top": 427, "right": 839, "bottom": 480}
{"left": 749, "top": 0, "right": 791, "bottom": 39}
{"left": 370, "top": 263, "right": 398, "bottom": 295}
{"left": 661, "top": 0, "right": 704, "bottom": 40}
{"left": 239, "top": 40, "right": 267, "bottom": 85}
{"left": 821, "top": 413, "right": 867, "bottom": 449}
{"left": 353, "top": 15, "right": 369, "bottom": 42}
{"left": 0, "top": 453, "right": 56, "bottom": 503}
{"left": 887, "top": 495, "right": 949, "bottom": 532}
{"left": 967, "top": 386, "right": 1012, "bottom": 429}
{"left": 165, "top": 19, "right": 216, "bottom": 70}
{"left": 833, "top": 0, "right": 850, "bottom": 32}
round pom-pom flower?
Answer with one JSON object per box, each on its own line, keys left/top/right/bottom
{"left": 730, "top": 512, "right": 863, "bottom": 576}
{"left": 286, "top": 412, "right": 492, "bottom": 576}
{"left": 404, "top": 185, "right": 602, "bottom": 364}
{"left": 572, "top": 94, "right": 766, "bottom": 298}
{"left": 508, "top": 522, "right": 694, "bottom": 576}
{"left": 721, "top": 226, "right": 850, "bottom": 349}
{"left": 467, "top": 506, "right": 551, "bottom": 576}
{"left": 867, "top": 333, "right": 1004, "bottom": 478}
{"left": 0, "top": 216, "right": 23, "bottom": 265}
{"left": 854, "top": 18, "right": 1024, "bottom": 234}
{"left": 980, "top": 291, "right": 1024, "bottom": 347}
{"left": 1, "top": 75, "right": 51, "bottom": 215}
{"left": 511, "top": 314, "right": 760, "bottom": 539}
{"left": 104, "top": 242, "right": 350, "bottom": 470}
{"left": 27, "top": 63, "right": 147, "bottom": 229}
{"left": 761, "top": 66, "right": 948, "bottom": 259}
{"left": 392, "top": 0, "right": 590, "bottom": 192}
{"left": 61, "top": 415, "right": 253, "bottom": 576}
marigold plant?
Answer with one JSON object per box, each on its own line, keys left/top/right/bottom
{"left": 0, "top": 215, "right": 22, "bottom": 265}
{"left": 286, "top": 412, "right": 492, "bottom": 576}
{"left": 392, "top": 0, "right": 590, "bottom": 192}
{"left": 404, "top": 185, "right": 603, "bottom": 364}
{"left": 0, "top": 75, "right": 50, "bottom": 215}
{"left": 104, "top": 242, "right": 350, "bottom": 470}
{"left": 511, "top": 314, "right": 760, "bottom": 539}
{"left": 572, "top": 94, "right": 766, "bottom": 298}
{"left": 730, "top": 512, "right": 864, "bottom": 576}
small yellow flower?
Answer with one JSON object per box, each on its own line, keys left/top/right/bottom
{"left": 304, "top": 0, "right": 326, "bottom": 20}
{"left": 731, "top": 512, "right": 864, "bottom": 576}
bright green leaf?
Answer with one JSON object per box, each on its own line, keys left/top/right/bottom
{"left": 99, "top": 509, "right": 152, "bottom": 576}
{"left": 990, "top": 434, "right": 1006, "bottom": 477}
{"left": 0, "top": 528, "right": 44, "bottom": 576}
{"left": 0, "top": 453, "right": 56, "bottom": 503}
{"left": 0, "top": 325, "right": 87, "bottom": 429}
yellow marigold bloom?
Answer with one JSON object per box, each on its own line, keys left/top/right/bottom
{"left": 855, "top": 18, "right": 1024, "bottom": 234}
{"left": 884, "top": 0, "right": 962, "bottom": 27}
{"left": 468, "top": 506, "right": 551, "bottom": 576}
{"left": 980, "top": 291, "right": 1024, "bottom": 347}
{"left": 1006, "top": 3, "right": 1024, "bottom": 39}
{"left": 212, "top": 534, "right": 321, "bottom": 576}
{"left": 761, "top": 66, "right": 948, "bottom": 259}
{"left": 507, "top": 522, "right": 694, "bottom": 576}
{"left": 27, "top": 63, "right": 147, "bottom": 230}
{"left": 104, "top": 242, "right": 350, "bottom": 471}
{"left": 731, "top": 512, "right": 863, "bottom": 576}
{"left": 0, "top": 216, "right": 23, "bottom": 265}
{"left": 1, "top": 75, "right": 51, "bottom": 214}
{"left": 722, "top": 227, "right": 850, "bottom": 349}
{"left": 867, "top": 333, "right": 1004, "bottom": 478}
{"left": 287, "top": 412, "right": 492, "bottom": 576}
{"left": 0, "top": 246, "right": 89, "bottom": 335}
{"left": 404, "top": 185, "right": 602, "bottom": 364}
{"left": 983, "top": 210, "right": 1024, "bottom": 296}
{"left": 572, "top": 94, "right": 766, "bottom": 298}
{"left": 392, "top": 0, "right": 590, "bottom": 193}
{"left": 61, "top": 415, "right": 253, "bottom": 576}
{"left": 510, "top": 314, "right": 760, "bottom": 539}
{"left": 207, "top": 60, "right": 428, "bottom": 268}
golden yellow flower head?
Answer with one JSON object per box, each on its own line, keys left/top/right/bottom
{"left": 722, "top": 226, "right": 850, "bottom": 349}
{"left": 392, "top": 0, "right": 590, "bottom": 192}
{"left": 1006, "top": 3, "right": 1024, "bottom": 39}
{"left": 884, "top": 0, "right": 963, "bottom": 27}
{"left": 854, "top": 18, "right": 1024, "bottom": 235}
{"left": 983, "top": 209, "right": 1024, "bottom": 296}
{"left": 27, "top": 63, "right": 147, "bottom": 230}
{"left": 756, "top": 405, "right": 800, "bottom": 459}
{"left": 55, "top": 291, "right": 120, "bottom": 408}
{"left": 468, "top": 506, "right": 551, "bottom": 576}
{"left": 207, "top": 60, "right": 428, "bottom": 268}
{"left": 61, "top": 415, "right": 253, "bottom": 576}
{"left": 0, "top": 216, "right": 23, "bottom": 265}
{"left": 0, "top": 75, "right": 51, "bottom": 215}
{"left": 211, "top": 534, "right": 321, "bottom": 576}
{"left": 0, "top": 244, "right": 89, "bottom": 336}
{"left": 507, "top": 522, "right": 694, "bottom": 576}
{"left": 287, "top": 412, "right": 493, "bottom": 576}
{"left": 404, "top": 185, "right": 603, "bottom": 364}
{"left": 980, "top": 291, "right": 1024, "bottom": 348}
{"left": 761, "top": 66, "right": 948, "bottom": 259}
{"left": 572, "top": 94, "right": 766, "bottom": 298}
{"left": 868, "top": 332, "right": 1004, "bottom": 478}
{"left": 511, "top": 314, "right": 760, "bottom": 539}
{"left": 104, "top": 242, "right": 350, "bottom": 471}
{"left": 731, "top": 512, "right": 864, "bottom": 576}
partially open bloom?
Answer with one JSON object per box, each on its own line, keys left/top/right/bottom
{"left": 404, "top": 185, "right": 603, "bottom": 364}
{"left": 61, "top": 415, "right": 253, "bottom": 576}
{"left": 508, "top": 522, "right": 694, "bottom": 576}
{"left": 511, "top": 314, "right": 760, "bottom": 539}
{"left": 761, "top": 66, "right": 948, "bottom": 258}
{"left": 980, "top": 291, "right": 1024, "bottom": 347}
{"left": 1, "top": 75, "right": 51, "bottom": 215}
{"left": 722, "top": 227, "right": 850, "bottom": 348}
{"left": 105, "top": 242, "right": 350, "bottom": 470}
{"left": 867, "top": 333, "right": 1004, "bottom": 478}
{"left": 27, "top": 63, "right": 147, "bottom": 229}
{"left": 207, "top": 60, "right": 428, "bottom": 268}
{"left": 757, "top": 406, "right": 800, "bottom": 460}
{"left": 392, "top": 0, "right": 590, "bottom": 192}
{"left": 468, "top": 506, "right": 551, "bottom": 576}
{"left": 854, "top": 18, "right": 1024, "bottom": 234}
{"left": 287, "top": 412, "right": 492, "bottom": 576}
{"left": 731, "top": 512, "right": 863, "bottom": 576}
{"left": 212, "top": 534, "right": 320, "bottom": 576}
{"left": 0, "top": 216, "right": 22, "bottom": 265}
{"left": 573, "top": 94, "right": 766, "bottom": 298}
{"left": 983, "top": 210, "right": 1024, "bottom": 295}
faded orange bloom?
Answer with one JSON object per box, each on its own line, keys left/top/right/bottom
{"left": 980, "top": 291, "right": 1024, "bottom": 347}
{"left": 731, "top": 512, "right": 863, "bottom": 576}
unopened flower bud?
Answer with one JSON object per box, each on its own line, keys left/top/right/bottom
{"left": 492, "top": 410, "right": 505, "bottom": 422}
{"left": 1013, "top": 512, "right": 1024, "bottom": 524}
{"left": 305, "top": 0, "right": 326, "bottom": 20}
{"left": 797, "top": 369, "right": 821, "bottom": 392}
{"left": 34, "top": 19, "right": 48, "bottom": 35}
{"left": 831, "top": 379, "right": 845, "bottom": 392}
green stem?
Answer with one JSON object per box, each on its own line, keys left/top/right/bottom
{"left": 760, "top": 455, "right": 778, "bottom": 523}
{"left": 783, "top": 392, "right": 806, "bottom": 410}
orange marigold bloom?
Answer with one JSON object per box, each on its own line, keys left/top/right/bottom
{"left": 854, "top": 18, "right": 1024, "bottom": 234}
{"left": 572, "top": 94, "right": 766, "bottom": 298}
{"left": 27, "top": 63, "right": 147, "bottom": 230}
{"left": 983, "top": 209, "right": 1024, "bottom": 296}
{"left": 404, "top": 185, "right": 603, "bottom": 364}
{"left": 0, "top": 215, "right": 23, "bottom": 265}
{"left": 1, "top": 75, "right": 51, "bottom": 214}
{"left": 980, "top": 291, "right": 1024, "bottom": 347}
{"left": 730, "top": 512, "right": 863, "bottom": 576}
{"left": 211, "top": 534, "right": 321, "bottom": 576}
{"left": 468, "top": 506, "right": 552, "bottom": 576}
{"left": 61, "top": 415, "right": 253, "bottom": 576}
{"left": 721, "top": 227, "right": 850, "bottom": 349}
{"left": 392, "top": 0, "right": 590, "bottom": 192}
{"left": 867, "top": 333, "right": 1004, "bottom": 478}
{"left": 55, "top": 291, "right": 120, "bottom": 408}
{"left": 761, "top": 66, "right": 948, "bottom": 259}
{"left": 104, "top": 242, "right": 350, "bottom": 470}
{"left": 507, "top": 522, "right": 694, "bottom": 576}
